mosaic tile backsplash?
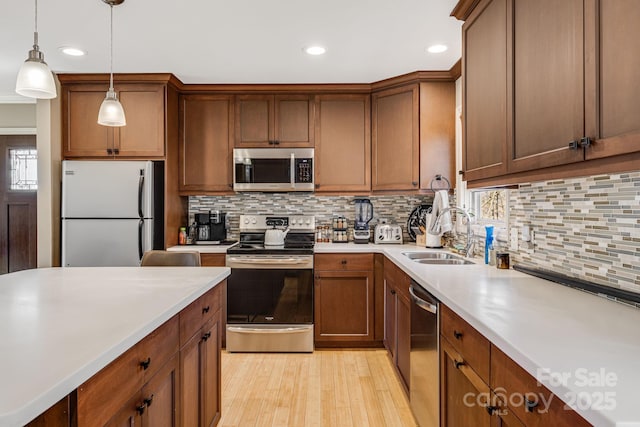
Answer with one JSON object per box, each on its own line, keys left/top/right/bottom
{"left": 189, "top": 194, "right": 433, "bottom": 241}
{"left": 509, "top": 171, "right": 640, "bottom": 295}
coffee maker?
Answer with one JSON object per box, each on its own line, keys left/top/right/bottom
{"left": 353, "top": 198, "right": 373, "bottom": 244}
{"left": 195, "top": 211, "right": 228, "bottom": 244}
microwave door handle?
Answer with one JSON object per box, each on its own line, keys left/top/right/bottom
{"left": 290, "top": 153, "right": 295, "bottom": 189}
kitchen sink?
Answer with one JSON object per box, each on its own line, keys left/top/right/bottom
{"left": 402, "top": 251, "right": 475, "bottom": 265}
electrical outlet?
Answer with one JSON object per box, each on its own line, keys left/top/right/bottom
{"left": 510, "top": 227, "right": 519, "bottom": 251}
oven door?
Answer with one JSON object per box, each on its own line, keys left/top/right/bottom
{"left": 225, "top": 255, "right": 314, "bottom": 352}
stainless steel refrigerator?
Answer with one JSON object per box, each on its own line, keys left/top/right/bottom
{"left": 61, "top": 160, "right": 164, "bottom": 267}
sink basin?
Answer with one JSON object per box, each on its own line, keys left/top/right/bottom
{"left": 414, "top": 259, "right": 475, "bottom": 265}
{"left": 402, "top": 251, "right": 475, "bottom": 265}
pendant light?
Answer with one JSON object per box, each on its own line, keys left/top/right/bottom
{"left": 15, "top": 0, "right": 57, "bottom": 99}
{"left": 97, "top": 0, "right": 126, "bottom": 127}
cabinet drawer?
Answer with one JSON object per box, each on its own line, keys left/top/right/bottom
{"left": 138, "top": 315, "right": 179, "bottom": 382}
{"left": 180, "top": 283, "right": 223, "bottom": 345}
{"left": 77, "top": 344, "right": 145, "bottom": 426}
{"left": 440, "top": 304, "right": 490, "bottom": 383}
{"left": 383, "top": 257, "right": 410, "bottom": 300}
{"left": 200, "top": 253, "right": 226, "bottom": 267}
{"left": 491, "top": 346, "right": 591, "bottom": 427}
{"left": 315, "top": 253, "right": 374, "bottom": 271}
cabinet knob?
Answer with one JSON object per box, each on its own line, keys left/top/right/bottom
{"left": 315, "top": 184, "right": 320, "bottom": 189}
{"left": 454, "top": 359, "right": 465, "bottom": 369}
{"left": 411, "top": 181, "right": 418, "bottom": 186}
{"left": 202, "top": 305, "right": 210, "bottom": 314}
{"left": 341, "top": 259, "right": 347, "bottom": 265}
{"left": 453, "top": 330, "right": 463, "bottom": 340}
{"left": 106, "top": 148, "right": 113, "bottom": 155}
{"left": 274, "top": 140, "right": 280, "bottom": 145}
{"left": 568, "top": 140, "right": 580, "bottom": 150}
{"left": 525, "top": 399, "right": 539, "bottom": 413}
{"left": 144, "top": 394, "right": 154, "bottom": 408}
{"left": 140, "top": 357, "right": 151, "bottom": 370}
{"left": 580, "top": 136, "right": 592, "bottom": 148}
{"left": 390, "top": 289, "right": 396, "bottom": 295}
{"left": 113, "top": 148, "right": 119, "bottom": 155}
{"left": 202, "top": 331, "right": 212, "bottom": 341}
{"left": 136, "top": 403, "right": 146, "bottom": 415}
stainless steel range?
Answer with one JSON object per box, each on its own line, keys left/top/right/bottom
{"left": 225, "top": 215, "right": 315, "bottom": 352}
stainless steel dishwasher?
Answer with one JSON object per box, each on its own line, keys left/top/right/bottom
{"left": 409, "top": 280, "right": 439, "bottom": 427}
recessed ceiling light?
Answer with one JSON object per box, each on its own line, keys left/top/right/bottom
{"left": 304, "top": 46, "right": 327, "bottom": 56}
{"left": 427, "top": 44, "right": 448, "bottom": 54}
{"left": 59, "top": 47, "right": 86, "bottom": 57}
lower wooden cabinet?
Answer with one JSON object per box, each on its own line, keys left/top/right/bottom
{"left": 314, "top": 254, "right": 377, "bottom": 345}
{"left": 25, "top": 397, "right": 70, "bottom": 427}
{"left": 383, "top": 257, "right": 411, "bottom": 390}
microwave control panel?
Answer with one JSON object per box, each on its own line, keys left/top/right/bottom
{"left": 295, "top": 158, "right": 313, "bottom": 183}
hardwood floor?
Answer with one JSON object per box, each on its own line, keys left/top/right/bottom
{"left": 220, "top": 349, "right": 418, "bottom": 427}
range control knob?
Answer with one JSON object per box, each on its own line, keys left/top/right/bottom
{"left": 251, "top": 218, "right": 257, "bottom": 224}
{"left": 378, "top": 235, "right": 384, "bottom": 240}
{"left": 291, "top": 219, "right": 297, "bottom": 225}
{"left": 395, "top": 234, "right": 401, "bottom": 240}
{"left": 244, "top": 218, "right": 249, "bottom": 224}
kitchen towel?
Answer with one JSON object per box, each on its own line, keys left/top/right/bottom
{"left": 428, "top": 190, "right": 452, "bottom": 235}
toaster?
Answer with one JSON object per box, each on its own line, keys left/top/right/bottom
{"left": 374, "top": 224, "right": 403, "bottom": 244}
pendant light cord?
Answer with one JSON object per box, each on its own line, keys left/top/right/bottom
{"left": 109, "top": 5, "right": 114, "bottom": 91}
{"left": 33, "top": 0, "right": 39, "bottom": 48}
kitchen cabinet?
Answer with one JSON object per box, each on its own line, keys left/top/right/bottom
{"left": 61, "top": 82, "right": 166, "bottom": 158}
{"left": 25, "top": 397, "right": 70, "bottom": 427}
{"left": 179, "top": 282, "right": 223, "bottom": 427}
{"left": 76, "top": 315, "right": 179, "bottom": 426}
{"left": 440, "top": 302, "right": 590, "bottom": 427}
{"left": 372, "top": 82, "right": 455, "bottom": 191}
{"left": 383, "top": 257, "right": 411, "bottom": 390}
{"left": 372, "top": 84, "right": 419, "bottom": 191}
{"left": 314, "top": 254, "right": 375, "bottom": 345}
{"left": 179, "top": 95, "right": 234, "bottom": 193}
{"left": 235, "top": 94, "right": 314, "bottom": 147}
{"left": 461, "top": 0, "right": 640, "bottom": 184}
{"left": 314, "top": 94, "right": 371, "bottom": 192}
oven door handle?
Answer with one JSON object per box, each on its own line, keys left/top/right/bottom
{"left": 227, "top": 257, "right": 310, "bottom": 265}
{"left": 227, "top": 326, "right": 311, "bottom": 334}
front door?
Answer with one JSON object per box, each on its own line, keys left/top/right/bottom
{"left": 0, "top": 135, "right": 37, "bottom": 274}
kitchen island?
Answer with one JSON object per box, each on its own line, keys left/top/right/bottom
{"left": 0, "top": 266, "right": 229, "bottom": 426}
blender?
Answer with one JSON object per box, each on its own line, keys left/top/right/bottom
{"left": 353, "top": 198, "right": 373, "bottom": 244}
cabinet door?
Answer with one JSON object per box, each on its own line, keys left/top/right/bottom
{"left": 180, "top": 330, "right": 201, "bottom": 427}
{"left": 396, "top": 293, "right": 411, "bottom": 390}
{"left": 235, "top": 95, "right": 272, "bottom": 146}
{"left": 314, "top": 270, "right": 375, "bottom": 341}
{"left": 372, "top": 85, "right": 420, "bottom": 190}
{"left": 441, "top": 339, "right": 493, "bottom": 427}
{"left": 63, "top": 85, "right": 114, "bottom": 157}
{"left": 314, "top": 94, "right": 371, "bottom": 192}
{"left": 462, "top": 0, "right": 508, "bottom": 181}
{"left": 201, "top": 317, "right": 220, "bottom": 427}
{"left": 105, "top": 392, "right": 143, "bottom": 427}
{"left": 274, "top": 95, "right": 314, "bottom": 147}
{"left": 179, "top": 95, "right": 234, "bottom": 192}
{"left": 585, "top": 0, "right": 640, "bottom": 160}
{"left": 508, "top": 0, "right": 585, "bottom": 172}
{"left": 384, "top": 277, "right": 397, "bottom": 360}
{"left": 141, "top": 354, "right": 179, "bottom": 427}
{"left": 117, "top": 84, "right": 166, "bottom": 157}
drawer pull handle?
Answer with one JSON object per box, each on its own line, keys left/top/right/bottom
{"left": 341, "top": 260, "right": 347, "bottom": 265}
{"left": 390, "top": 289, "right": 396, "bottom": 295}
{"left": 136, "top": 403, "right": 146, "bottom": 415}
{"left": 453, "top": 330, "right": 463, "bottom": 340}
{"left": 202, "top": 305, "right": 210, "bottom": 314}
{"left": 525, "top": 399, "right": 539, "bottom": 413}
{"left": 454, "top": 359, "right": 465, "bottom": 369}
{"left": 140, "top": 357, "right": 151, "bottom": 370}
{"left": 485, "top": 405, "right": 497, "bottom": 416}
{"left": 202, "top": 331, "right": 212, "bottom": 341}
{"left": 144, "top": 394, "right": 154, "bottom": 408}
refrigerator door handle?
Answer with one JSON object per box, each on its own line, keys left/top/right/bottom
{"left": 138, "top": 170, "right": 145, "bottom": 219}
{"left": 138, "top": 219, "right": 144, "bottom": 260}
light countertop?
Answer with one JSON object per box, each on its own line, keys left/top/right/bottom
{"left": 168, "top": 244, "right": 235, "bottom": 254}
{"left": 0, "top": 266, "right": 229, "bottom": 426}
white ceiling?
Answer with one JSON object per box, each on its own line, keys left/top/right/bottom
{"left": 0, "top": 0, "right": 462, "bottom": 102}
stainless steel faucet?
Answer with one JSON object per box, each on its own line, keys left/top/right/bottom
{"left": 434, "top": 206, "right": 474, "bottom": 257}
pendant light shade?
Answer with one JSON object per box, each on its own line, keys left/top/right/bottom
{"left": 98, "top": 0, "right": 126, "bottom": 127}
{"left": 16, "top": 0, "right": 57, "bottom": 99}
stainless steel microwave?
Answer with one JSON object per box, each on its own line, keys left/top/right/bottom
{"left": 233, "top": 148, "right": 314, "bottom": 192}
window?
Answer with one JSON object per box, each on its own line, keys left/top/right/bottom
{"left": 10, "top": 149, "right": 38, "bottom": 191}
{"left": 472, "top": 189, "right": 508, "bottom": 223}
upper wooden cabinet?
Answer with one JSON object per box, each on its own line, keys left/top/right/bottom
{"left": 314, "top": 94, "right": 371, "bottom": 192}
{"left": 461, "top": 0, "right": 640, "bottom": 184}
{"left": 372, "top": 84, "right": 420, "bottom": 191}
{"left": 372, "top": 83, "right": 455, "bottom": 191}
{"left": 61, "top": 81, "right": 166, "bottom": 158}
{"left": 234, "top": 94, "right": 314, "bottom": 147}
{"left": 179, "top": 95, "right": 234, "bottom": 193}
